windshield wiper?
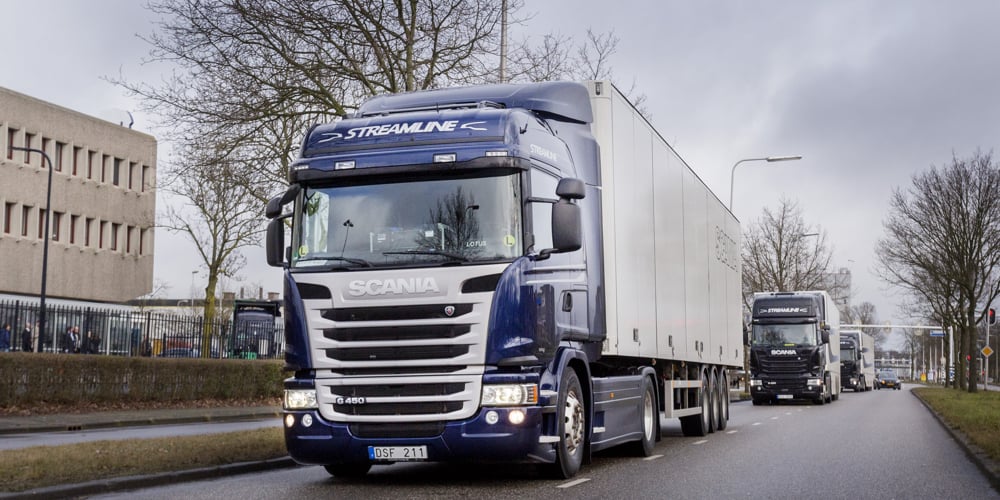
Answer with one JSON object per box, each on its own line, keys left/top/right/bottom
{"left": 383, "top": 250, "right": 470, "bottom": 262}
{"left": 298, "top": 256, "right": 373, "bottom": 267}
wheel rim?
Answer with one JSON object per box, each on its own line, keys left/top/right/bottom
{"left": 641, "top": 387, "right": 655, "bottom": 441}
{"left": 563, "top": 390, "right": 585, "bottom": 454}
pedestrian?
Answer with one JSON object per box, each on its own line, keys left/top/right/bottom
{"left": 72, "top": 325, "right": 82, "bottom": 353}
{"left": 21, "top": 321, "right": 34, "bottom": 353}
{"left": 84, "top": 330, "right": 101, "bottom": 354}
{"left": 0, "top": 322, "right": 11, "bottom": 352}
{"left": 62, "top": 325, "right": 77, "bottom": 353}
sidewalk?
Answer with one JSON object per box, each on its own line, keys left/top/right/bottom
{"left": 0, "top": 405, "right": 282, "bottom": 435}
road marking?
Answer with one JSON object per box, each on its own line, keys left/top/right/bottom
{"left": 726, "top": 430, "right": 738, "bottom": 434}
{"left": 693, "top": 439, "right": 708, "bottom": 445}
{"left": 770, "top": 416, "right": 779, "bottom": 420}
{"left": 752, "top": 422, "right": 762, "bottom": 426}
{"left": 557, "top": 478, "right": 591, "bottom": 489}
{"left": 643, "top": 454, "right": 664, "bottom": 461}
{"left": 785, "top": 412, "right": 792, "bottom": 415}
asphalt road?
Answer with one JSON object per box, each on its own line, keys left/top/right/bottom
{"left": 89, "top": 385, "right": 999, "bottom": 499}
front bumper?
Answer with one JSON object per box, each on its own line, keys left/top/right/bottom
{"left": 283, "top": 406, "right": 556, "bottom": 466}
{"left": 750, "top": 378, "right": 824, "bottom": 401}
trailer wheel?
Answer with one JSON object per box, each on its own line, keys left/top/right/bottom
{"left": 716, "top": 371, "right": 729, "bottom": 431}
{"left": 324, "top": 463, "right": 372, "bottom": 478}
{"left": 630, "top": 376, "right": 657, "bottom": 456}
{"left": 548, "top": 368, "right": 585, "bottom": 479}
{"left": 680, "top": 371, "right": 711, "bottom": 436}
{"left": 824, "top": 374, "right": 834, "bottom": 404}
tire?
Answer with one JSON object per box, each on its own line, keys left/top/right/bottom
{"left": 324, "top": 463, "right": 372, "bottom": 478}
{"left": 716, "top": 370, "right": 729, "bottom": 431}
{"left": 548, "top": 368, "right": 586, "bottom": 479}
{"left": 752, "top": 398, "right": 765, "bottom": 406}
{"left": 708, "top": 369, "right": 719, "bottom": 434}
{"left": 680, "top": 371, "right": 711, "bottom": 436}
{"left": 824, "top": 374, "right": 833, "bottom": 404}
{"left": 630, "top": 376, "right": 657, "bottom": 456}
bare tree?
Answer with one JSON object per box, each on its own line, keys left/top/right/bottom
{"left": 161, "top": 144, "right": 266, "bottom": 356}
{"left": 841, "top": 301, "right": 889, "bottom": 347}
{"left": 876, "top": 150, "right": 1000, "bottom": 392}
{"left": 741, "top": 197, "right": 837, "bottom": 309}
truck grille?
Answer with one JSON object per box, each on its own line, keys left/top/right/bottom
{"left": 308, "top": 296, "right": 489, "bottom": 423}
{"left": 759, "top": 356, "right": 810, "bottom": 374}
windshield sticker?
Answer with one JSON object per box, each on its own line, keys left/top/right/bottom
{"left": 503, "top": 235, "right": 516, "bottom": 247}
{"left": 298, "top": 245, "right": 309, "bottom": 257}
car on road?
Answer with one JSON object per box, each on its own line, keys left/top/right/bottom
{"left": 876, "top": 372, "right": 902, "bottom": 390}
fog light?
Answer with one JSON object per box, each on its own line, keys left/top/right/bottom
{"left": 485, "top": 410, "right": 499, "bottom": 425}
{"left": 302, "top": 414, "right": 314, "bottom": 427}
{"left": 284, "top": 414, "right": 295, "bottom": 428}
{"left": 807, "top": 378, "right": 822, "bottom": 386}
{"left": 509, "top": 409, "right": 526, "bottom": 425}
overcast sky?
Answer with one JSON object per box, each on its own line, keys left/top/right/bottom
{"left": 4, "top": 0, "right": 1000, "bottom": 342}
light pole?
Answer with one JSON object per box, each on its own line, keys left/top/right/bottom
{"left": 11, "top": 146, "right": 54, "bottom": 347}
{"left": 728, "top": 155, "right": 803, "bottom": 210}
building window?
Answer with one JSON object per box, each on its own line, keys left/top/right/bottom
{"left": 113, "top": 158, "right": 121, "bottom": 186}
{"left": 126, "top": 226, "right": 134, "bottom": 253}
{"left": 41, "top": 138, "right": 51, "bottom": 168}
{"left": 3, "top": 202, "right": 13, "bottom": 234}
{"left": 85, "top": 218, "right": 93, "bottom": 247}
{"left": 139, "top": 228, "right": 145, "bottom": 255}
{"left": 72, "top": 146, "right": 81, "bottom": 176}
{"left": 21, "top": 206, "right": 31, "bottom": 237}
{"left": 87, "top": 151, "right": 95, "bottom": 179}
{"left": 55, "top": 142, "right": 65, "bottom": 172}
{"left": 111, "top": 223, "right": 120, "bottom": 251}
{"left": 37, "top": 209, "right": 46, "bottom": 239}
{"left": 24, "top": 133, "right": 34, "bottom": 164}
{"left": 6, "top": 128, "right": 17, "bottom": 160}
{"left": 141, "top": 165, "right": 149, "bottom": 192}
{"left": 51, "top": 211, "right": 62, "bottom": 242}
{"left": 99, "top": 221, "right": 105, "bottom": 249}
{"left": 70, "top": 214, "right": 79, "bottom": 244}
{"left": 101, "top": 154, "right": 109, "bottom": 183}
{"left": 128, "top": 162, "right": 137, "bottom": 190}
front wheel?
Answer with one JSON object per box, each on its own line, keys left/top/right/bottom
{"left": 548, "top": 368, "right": 586, "bottom": 479}
{"left": 630, "top": 376, "right": 657, "bottom": 456}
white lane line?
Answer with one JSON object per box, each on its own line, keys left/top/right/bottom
{"left": 643, "top": 454, "right": 664, "bottom": 461}
{"left": 752, "top": 422, "right": 762, "bottom": 426}
{"left": 693, "top": 439, "right": 708, "bottom": 445}
{"left": 785, "top": 412, "right": 792, "bottom": 415}
{"left": 726, "top": 430, "right": 738, "bottom": 434}
{"left": 557, "top": 478, "right": 591, "bottom": 489}
{"left": 770, "top": 416, "right": 779, "bottom": 420}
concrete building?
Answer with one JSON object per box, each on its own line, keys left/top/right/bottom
{"left": 0, "top": 87, "right": 156, "bottom": 303}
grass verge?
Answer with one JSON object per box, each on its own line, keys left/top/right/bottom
{"left": 0, "top": 427, "right": 286, "bottom": 493}
{"left": 912, "top": 387, "right": 1000, "bottom": 463}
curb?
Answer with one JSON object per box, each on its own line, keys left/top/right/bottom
{"left": 0, "top": 457, "right": 298, "bottom": 499}
{"left": 911, "top": 389, "right": 1000, "bottom": 493}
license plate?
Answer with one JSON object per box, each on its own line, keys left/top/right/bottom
{"left": 368, "top": 446, "right": 428, "bottom": 462}
{"left": 777, "top": 394, "right": 793, "bottom": 400}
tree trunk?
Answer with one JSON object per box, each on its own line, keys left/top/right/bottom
{"left": 201, "top": 274, "right": 219, "bottom": 359}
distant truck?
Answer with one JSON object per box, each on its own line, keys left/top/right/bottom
{"left": 748, "top": 291, "right": 841, "bottom": 405}
{"left": 840, "top": 329, "right": 874, "bottom": 391}
{"left": 264, "top": 81, "right": 744, "bottom": 478}
{"left": 230, "top": 300, "right": 281, "bottom": 359}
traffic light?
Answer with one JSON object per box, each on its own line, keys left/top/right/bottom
{"left": 990, "top": 308, "right": 997, "bottom": 326}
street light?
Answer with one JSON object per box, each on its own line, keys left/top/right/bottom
{"left": 10, "top": 146, "right": 54, "bottom": 346}
{"left": 728, "top": 155, "right": 803, "bottom": 210}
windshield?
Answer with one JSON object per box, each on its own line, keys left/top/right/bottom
{"left": 751, "top": 323, "right": 819, "bottom": 347}
{"left": 292, "top": 173, "right": 522, "bottom": 269}
{"left": 841, "top": 347, "right": 856, "bottom": 361}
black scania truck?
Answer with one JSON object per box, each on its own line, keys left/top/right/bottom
{"left": 748, "top": 291, "right": 841, "bottom": 405}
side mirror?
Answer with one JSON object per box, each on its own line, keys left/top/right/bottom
{"left": 538, "top": 178, "right": 584, "bottom": 260}
{"left": 743, "top": 324, "right": 750, "bottom": 347}
{"left": 821, "top": 329, "right": 830, "bottom": 345}
{"left": 861, "top": 346, "right": 870, "bottom": 353}
{"left": 266, "top": 216, "right": 289, "bottom": 267}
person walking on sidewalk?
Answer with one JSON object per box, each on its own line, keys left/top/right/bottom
{"left": 0, "top": 322, "right": 11, "bottom": 352}
{"left": 21, "top": 322, "right": 34, "bottom": 353}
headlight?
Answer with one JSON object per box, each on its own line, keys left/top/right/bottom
{"left": 481, "top": 384, "right": 538, "bottom": 406}
{"left": 285, "top": 389, "right": 318, "bottom": 410}
{"left": 806, "top": 378, "right": 822, "bottom": 386}
{"left": 750, "top": 379, "right": 762, "bottom": 387}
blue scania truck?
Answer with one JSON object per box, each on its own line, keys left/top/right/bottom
{"left": 265, "top": 81, "right": 743, "bottom": 478}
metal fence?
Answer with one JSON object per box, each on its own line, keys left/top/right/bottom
{"left": 0, "top": 299, "right": 284, "bottom": 360}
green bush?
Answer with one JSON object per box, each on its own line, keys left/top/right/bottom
{"left": 0, "top": 353, "right": 284, "bottom": 406}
